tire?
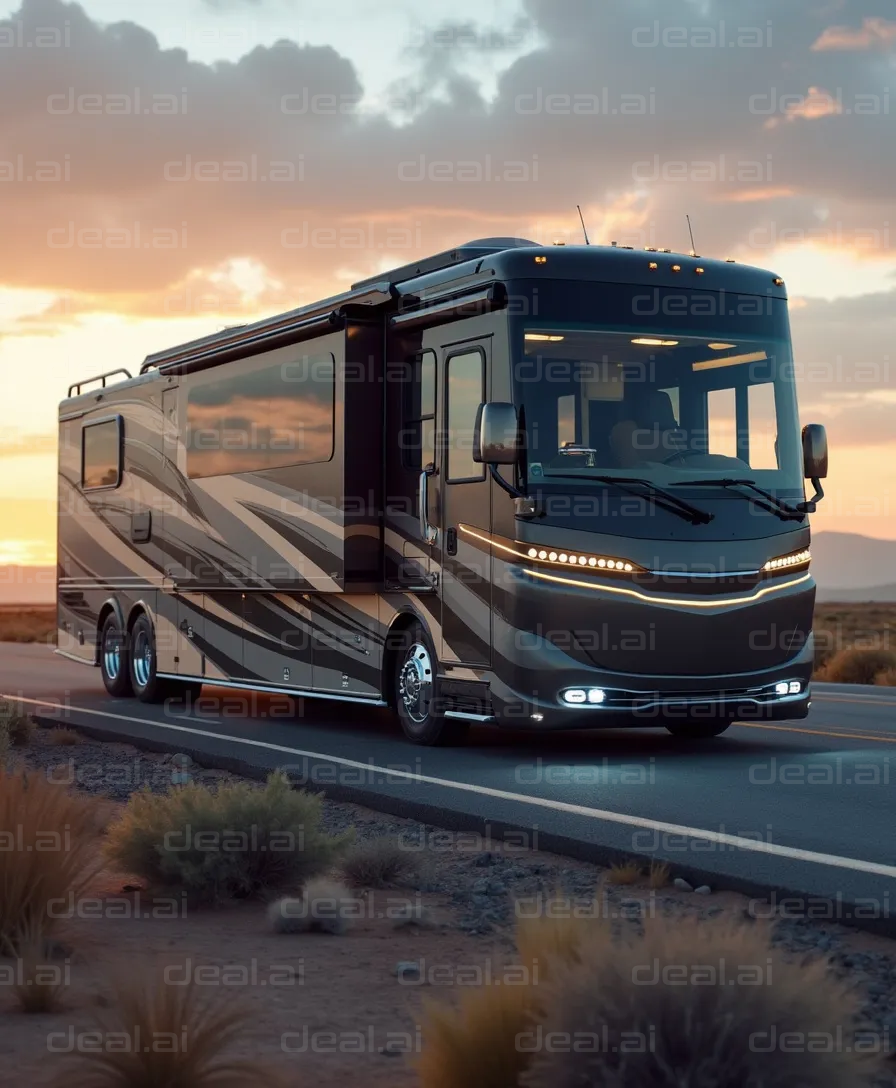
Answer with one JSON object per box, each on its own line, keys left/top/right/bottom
{"left": 393, "top": 622, "right": 470, "bottom": 746}
{"left": 665, "top": 719, "right": 732, "bottom": 739}
{"left": 128, "top": 613, "right": 171, "bottom": 704}
{"left": 99, "top": 612, "right": 133, "bottom": 697}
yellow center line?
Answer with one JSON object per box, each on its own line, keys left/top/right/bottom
{"left": 735, "top": 721, "right": 896, "bottom": 744}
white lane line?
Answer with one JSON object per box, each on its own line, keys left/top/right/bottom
{"left": 11, "top": 693, "right": 896, "bottom": 882}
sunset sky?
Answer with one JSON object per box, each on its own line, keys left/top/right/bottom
{"left": 2, "top": 0, "right": 896, "bottom": 565}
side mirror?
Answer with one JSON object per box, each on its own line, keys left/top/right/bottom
{"left": 802, "top": 424, "right": 828, "bottom": 480}
{"left": 473, "top": 402, "right": 520, "bottom": 465}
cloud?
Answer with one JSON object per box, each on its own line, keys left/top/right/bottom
{"left": 812, "top": 17, "right": 896, "bottom": 52}
{"left": 0, "top": 0, "right": 892, "bottom": 311}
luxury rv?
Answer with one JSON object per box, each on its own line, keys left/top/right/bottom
{"left": 56, "top": 237, "right": 827, "bottom": 745}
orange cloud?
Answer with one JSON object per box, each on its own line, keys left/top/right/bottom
{"left": 763, "top": 88, "right": 843, "bottom": 130}
{"left": 812, "top": 17, "right": 896, "bottom": 52}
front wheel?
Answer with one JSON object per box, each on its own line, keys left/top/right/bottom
{"left": 665, "top": 719, "right": 733, "bottom": 739}
{"left": 393, "top": 624, "right": 469, "bottom": 746}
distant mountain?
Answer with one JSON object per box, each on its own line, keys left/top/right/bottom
{"left": 811, "top": 533, "right": 895, "bottom": 599}
{"left": 0, "top": 566, "right": 55, "bottom": 605}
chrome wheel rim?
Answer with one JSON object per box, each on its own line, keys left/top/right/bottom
{"left": 133, "top": 629, "right": 152, "bottom": 689}
{"left": 399, "top": 642, "right": 433, "bottom": 724}
{"left": 103, "top": 626, "right": 122, "bottom": 681}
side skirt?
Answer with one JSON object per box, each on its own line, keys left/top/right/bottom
{"left": 156, "top": 672, "right": 388, "bottom": 707}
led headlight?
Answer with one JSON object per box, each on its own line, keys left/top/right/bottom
{"left": 524, "top": 546, "right": 644, "bottom": 574}
{"left": 763, "top": 548, "right": 811, "bottom": 573}
{"left": 562, "top": 688, "right": 607, "bottom": 706}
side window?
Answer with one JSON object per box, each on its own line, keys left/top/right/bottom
{"left": 81, "top": 418, "right": 122, "bottom": 490}
{"left": 446, "top": 349, "right": 485, "bottom": 483}
{"left": 186, "top": 353, "right": 335, "bottom": 479}
{"left": 403, "top": 351, "right": 436, "bottom": 471}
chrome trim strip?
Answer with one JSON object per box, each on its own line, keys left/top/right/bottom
{"left": 563, "top": 691, "right": 809, "bottom": 713}
{"left": 156, "top": 673, "right": 388, "bottom": 706}
{"left": 646, "top": 569, "right": 762, "bottom": 579}
{"left": 54, "top": 648, "right": 96, "bottom": 667}
{"left": 444, "top": 710, "right": 497, "bottom": 723}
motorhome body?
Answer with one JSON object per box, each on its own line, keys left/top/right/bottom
{"left": 56, "top": 238, "right": 826, "bottom": 745}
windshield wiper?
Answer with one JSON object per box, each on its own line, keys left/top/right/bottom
{"left": 675, "top": 478, "right": 807, "bottom": 522}
{"left": 543, "top": 475, "right": 714, "bottom": 525}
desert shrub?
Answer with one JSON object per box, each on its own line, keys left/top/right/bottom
{"left": 268, "top": 878, "right": 356, "bottom": 936}
{"left": 522, "top": 915, "right": 878, "bottom": 1088}
{"left": 47, "top": 728, "right": 83, "bottom": 746}
{"left": 104, "top": 773, "right": 351, "bottom": 902}
{"left": 0, "top": 766, "right": 103, "bottom": 952}
{"left": 815, "top": 647, "right": 896, "bottom": 685}
{"left": 0, "top": 697, "right": 35, "bottom": 748}
{"left": 874, "top": 668, "right": 896, "bottom": 687}
{"left": 55, "top": 963, "right": 279, "bottom": 1087}
{"left": 340, "top": 836, "right": 422, "bottom": 889}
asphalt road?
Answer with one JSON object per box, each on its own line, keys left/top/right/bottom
{"left": 3, "top": 641, "right": 895, "bottom": 931}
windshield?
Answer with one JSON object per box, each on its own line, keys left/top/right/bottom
{"left": 514, "top": 312, "right": 802, "bottom": 495}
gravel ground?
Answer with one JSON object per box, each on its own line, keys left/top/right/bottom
{"left": 15, "top": 728, "right": 896, "bottom": 1082}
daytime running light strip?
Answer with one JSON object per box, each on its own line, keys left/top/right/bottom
{"left": 459, "top": 525, "right": 643, "bottom": 573}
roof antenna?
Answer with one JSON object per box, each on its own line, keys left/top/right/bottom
{"left": 577, "top": 205, "right": 591, "bottom": 246}
{"left": 686, "top": 214, "right": 698, "bottom": 256}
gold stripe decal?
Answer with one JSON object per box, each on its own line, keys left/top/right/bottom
{"left": 524, "top": 567, "right": 812, "bottom": 608}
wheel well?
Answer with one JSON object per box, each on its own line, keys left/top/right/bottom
{"left": 382, "top": 612, "right": 423, "bottom": 708}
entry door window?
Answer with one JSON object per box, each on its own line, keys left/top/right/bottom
{"left": 446, "top": 350, "right": 485, "bottom": 483}
{"left": 403, "top": 351, "right": 437, "bottom": 471}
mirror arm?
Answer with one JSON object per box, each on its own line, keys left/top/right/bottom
{"left": 797, "top": 478, "right": 825, "bottom": 514}
{"left": 489, "top": 463, "right": 525, "bottom": 499}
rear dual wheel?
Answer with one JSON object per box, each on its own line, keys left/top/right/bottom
{"left": 100, "top": 611, "right": 201, "bottom": 705}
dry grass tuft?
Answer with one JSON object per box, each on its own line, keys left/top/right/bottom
{"left": 522, "top": 915, "right": 879, "bottom": 1088}
{"left": 873, "top": 667, "right": 896, "bottom": 687}
{"left": 47, "top": 728, "right": 84, "bottom": 746}
{"left": 339, "top": 836, "right": 422, "bottom": 889}
{"left": 54, "top": 963, "right": 280, "bottom": 1087}
{"left": 10, "top": 921, "right": 68, "bottom": 1013}
{"left": 515, "top": 894, "right": 610, "bottom": 977}
{"left": 104, "top": 773, "right": 351, "bottom": 903}
{"left": 268, "top": 878, "right": 356, "bottom": 936}
{"left": 417, "top": 978, "right": 536, "bottom": 1088}
{"left": 647, "top": 860, "right": 670, "bottom": 889}
{"left": 815, "top": 647, "right": 896, "bottom": 685}
{"left": 604, "top": 860, "right": 643, "bottom": 886}
{"left": 0, "top": 766, "right": 103, "bottom": 953}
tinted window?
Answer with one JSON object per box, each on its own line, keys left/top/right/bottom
{"left": 82, "top": 419, "right": 122, "bottom": 489}
{"left": 186, "top": 354, "right": 334, "bottom": 478}
{"left": 403, "top": 351, "right": 437, "bottom": 471}
{"left": 446, "top": 350, "right": 485, "bottom": 482}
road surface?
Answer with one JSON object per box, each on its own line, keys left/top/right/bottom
{"left": 2, "top": 641, "right": 894, "bottom": 931}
